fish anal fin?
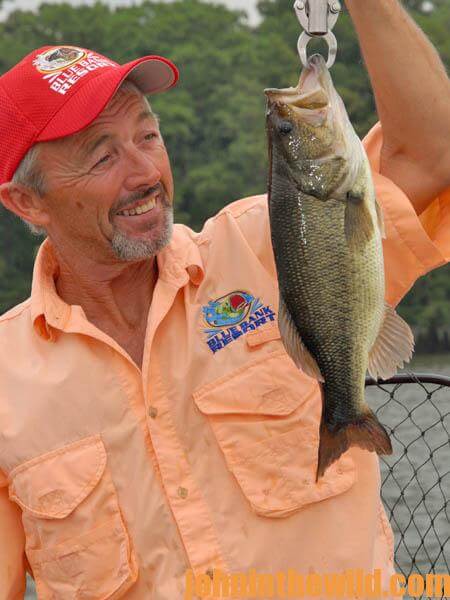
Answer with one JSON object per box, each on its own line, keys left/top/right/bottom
{"left": 278, "top": 294, "right": 324, "bottom": 383}
{"left": 317, "top": 408, "right": 392, "bottom": 481}
{"left": 375, "top": 198, "right": 386, "bottom": 239}
{"left": 368, "top": 302, "right": 415, "bottom": 381}
{"left": 344, "top": 193, "right": 374, "bottom": 250}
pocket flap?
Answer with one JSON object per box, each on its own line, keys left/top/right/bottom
{"left": 9, "top": 435, "right": 107, "bottom": 519}
{"left": 245, "top": 323, "right": 281, "bottom": 347}
{"left": 193, "top": 350, "right": 318, "bottom": 416}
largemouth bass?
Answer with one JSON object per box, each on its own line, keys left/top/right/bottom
{"left": 265, "top": 54, "right": 414, "bottom": 481}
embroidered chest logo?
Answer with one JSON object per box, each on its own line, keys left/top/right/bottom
{"left": 201, "top": 291, "right": 276, "bottom": 353}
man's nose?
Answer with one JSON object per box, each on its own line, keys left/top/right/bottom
{"left": 123, "top": 147, "right": 161, "bottom": 190}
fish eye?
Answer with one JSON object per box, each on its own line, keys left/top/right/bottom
{"left": 278, "top": 121, "right": 293, "bottom": 136}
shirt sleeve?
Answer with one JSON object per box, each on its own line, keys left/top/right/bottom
{"left": 363, "top": 122, "right": 450, "bottom": 307}
{"left": 0, "top": 470, "right": 26, "bottom": 600}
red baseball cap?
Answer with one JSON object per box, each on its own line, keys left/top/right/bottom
{"left": 0, "top": 45, "right": 179, "bottom": 185}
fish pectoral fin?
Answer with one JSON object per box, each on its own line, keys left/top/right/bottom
{"left": 367, "top": 302, "right": 415, "bottom": 381}
{"left": 344, "top": 194, "right": 374, "bottom": 250}
{"left": 375, "top": 197, "right": 386, "bottom": 239}
{"left": 278, "top": 294, "right": 324, "bottom": 382}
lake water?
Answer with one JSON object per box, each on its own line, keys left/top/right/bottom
{"left": 24, "top": 356, "right": 450, "bottom": 599}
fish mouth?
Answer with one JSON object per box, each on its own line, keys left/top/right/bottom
{"left": 265, "top": 53, "right": 331, "bottom": 113}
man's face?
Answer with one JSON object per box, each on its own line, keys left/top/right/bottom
{"left": 37, "top": 86, "right": 174, "bottom": 262}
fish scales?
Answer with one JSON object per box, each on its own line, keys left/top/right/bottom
{"left": 265, "top": 54, "right": 414, "bottom": 479}
{"left": 270, "top": 172, "right": 383, "bottom": 418}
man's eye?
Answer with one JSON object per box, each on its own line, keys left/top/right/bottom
{"left": 144, "top": 132, "right": 158, "bottom": 141}
{"left": 93, "top": 154, "right": 111, "bottom": 168}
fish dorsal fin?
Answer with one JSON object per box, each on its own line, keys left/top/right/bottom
{"left": 344, "top": 192, "right": 374, "bottom": 250}
{"left": 278, "top": 294, "right": 324, "bottom": 382}
{"left": 368, "top": 302, "right": 415, "bottom": 381}
{"left": 375, "top": 198, "right": 386, "bottom": 239}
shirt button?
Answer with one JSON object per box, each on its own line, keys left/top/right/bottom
{"left": 148, "top": 406, "right": 158, "bottom": 419}
{"left": 177, "top": 486, "right": 188, "bottom": 499}
{"left": 206, "top": 568, "right": 214, "bottom": 580}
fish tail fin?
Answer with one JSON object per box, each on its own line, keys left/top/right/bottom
{"left": 316, "top": 407, "right": 392, "bottom": 482}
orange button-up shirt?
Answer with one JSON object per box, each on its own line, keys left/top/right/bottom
{"left": 1, "top": 124, "right": 449, "bottom": 600}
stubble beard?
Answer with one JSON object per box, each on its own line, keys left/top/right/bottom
{"left": 110, "top": 199, "right": 174, "bottom": 261}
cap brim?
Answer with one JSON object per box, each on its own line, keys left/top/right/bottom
{"left": 125, "top": 56, "right": 178, "bottom": 94}
{"left": 38, "top": 55, "right": 178, "bottom": 142}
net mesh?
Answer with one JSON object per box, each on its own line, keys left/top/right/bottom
{"left": 366, "top": 374, "right": 450, "bottom": 594}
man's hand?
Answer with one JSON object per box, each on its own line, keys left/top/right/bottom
{"left": 345, "top": 0, "right": 450, "bottom": 214}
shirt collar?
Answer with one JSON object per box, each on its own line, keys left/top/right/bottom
{"left": 30, "top": 225, "right": 205, "bottom": 341}
{"left": 157, "top": 224, "right": 205, "bottom": 286}
{"left": 30, "top": 238, "right": 70, "bottom": 341}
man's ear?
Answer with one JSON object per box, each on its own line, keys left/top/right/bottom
{"left": 0, "top": 182, "right": 50, "bottom": 229}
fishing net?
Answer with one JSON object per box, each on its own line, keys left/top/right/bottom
{"left": 366, "top": 373, "right": 450, "bottom": 596}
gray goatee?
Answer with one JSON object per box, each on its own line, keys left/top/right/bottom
{"left": 110, "top": 192, "right": 173, "bottom": 261}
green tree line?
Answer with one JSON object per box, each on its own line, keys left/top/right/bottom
{"left": 0, "top": 0, "right": 449, "bottom": 352}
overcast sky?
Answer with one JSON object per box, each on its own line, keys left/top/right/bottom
{"left": 0, "top": 0, "right": 261, "bottom": 24}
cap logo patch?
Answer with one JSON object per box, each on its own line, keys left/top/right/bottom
{"left": 33, "top": 46, "right": 118, "bottom": 95}
{"left": 33, "top": 46, "right": 87, "bottom": 73}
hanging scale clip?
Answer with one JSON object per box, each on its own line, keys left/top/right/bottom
{"left": 294, "top": 0, "right": 341, "bottom": 69}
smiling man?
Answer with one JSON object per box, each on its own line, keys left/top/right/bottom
{"left": 0, "top": 5, "right": 450, "bottom": 599}
{"left": 25, "top": 86, "right": 175, "bottom": 368}
{"left": 1, "top": 49, "right": 178, "bottom": 369}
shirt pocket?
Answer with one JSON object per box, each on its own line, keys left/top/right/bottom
{"left": 193, "top": 345, "right": 357, "bottom": 518}
{"left": 8, "top": 434, "right": 138, "bottom": 600}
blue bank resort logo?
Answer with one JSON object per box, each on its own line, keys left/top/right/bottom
{"left": 202, "top": 290, "right": 276, "bottom": 353}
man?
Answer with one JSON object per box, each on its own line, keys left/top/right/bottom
{"left": 0, "top": 1, "right": 449, "bottom": 599}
